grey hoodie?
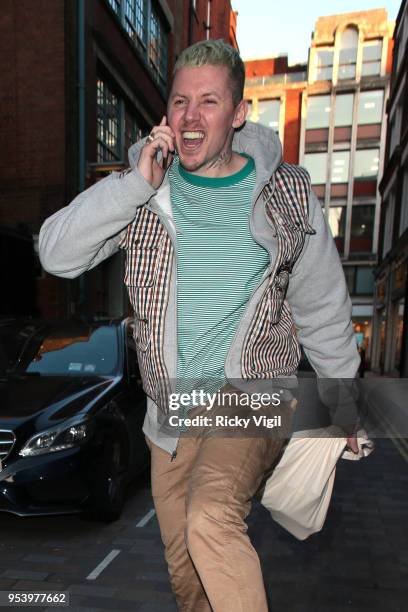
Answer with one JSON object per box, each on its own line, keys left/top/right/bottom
{"left": 39, "top": 121, "right": 360, "bottom": 454}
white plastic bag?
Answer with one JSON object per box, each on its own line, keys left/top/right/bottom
{"left": 261, "top": 426, "right": 373, "bottom": 540}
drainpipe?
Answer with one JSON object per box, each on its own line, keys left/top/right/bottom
{"left": 78, "top": 0, "right": 86, "bottom": 308}
{"left": 188, "top": 0, "right": 193, "bottom": 46}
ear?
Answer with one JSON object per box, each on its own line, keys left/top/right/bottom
{"left": 232, "top": 99, "right": 248, "bottom": 129}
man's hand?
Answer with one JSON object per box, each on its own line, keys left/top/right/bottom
{"left": 137, "top": 116, "right": 175, "bottom": 189}
{"left": 346, "top": 434, "right": 359, "bottom": 454}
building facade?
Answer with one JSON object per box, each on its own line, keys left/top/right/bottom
{"left": 244, "top": 10, "right": 394, "bottom": 363}
{"left": 0, "top": 0, "right": 237, "bottom": 319}
{"left": 373, "top": 0, "right": 408, "bottom": 376}
{"left": 244, "top": 56, "right": 307, "bottom": 164}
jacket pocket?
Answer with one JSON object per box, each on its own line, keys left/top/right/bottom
{"left": 133, "top": 317, "right": 151, "bottom": 352}
{"left": 124, "top": 244, "right": 160, "bottom": 288}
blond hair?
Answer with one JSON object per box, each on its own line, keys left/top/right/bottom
{"left": 174, "top": 39, "right": 245, "bottom": 106}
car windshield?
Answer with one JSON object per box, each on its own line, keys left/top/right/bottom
{"left": 0, "top": 322, "right": 119, "bottom": 376}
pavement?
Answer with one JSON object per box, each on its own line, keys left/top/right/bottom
{"left": 0, "top": 438, "right": 407, "bottom": 611}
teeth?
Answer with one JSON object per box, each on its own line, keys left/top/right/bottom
{"left": 182, "top": 131, "right": 204, "bottom": 139}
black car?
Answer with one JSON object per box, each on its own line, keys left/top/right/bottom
{"left": 0, "top": 317, "right": 149, "bottom": 521}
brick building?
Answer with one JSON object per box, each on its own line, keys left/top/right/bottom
{"left": 244, "top": 9, "right": 394, "bottom": 363}
{"left": 372, "top": 0, "right": 408, "bottom": 376}
{"left": 0, "top": 0, "right": 237, "bottom": 319}
{"left": 183, "top": 0, "right": 238, "bottom": 49}
{"left": 244, "top": 56, "right": 307, "bottom": 164}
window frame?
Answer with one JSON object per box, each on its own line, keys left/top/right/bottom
{"left": 357, "top": 90, "right": 384, "bottom": 126}
{"left": 338, "top": 27, "right": 358, "bottom": 81}
{"left": 361, "top": 39, "right": 382, "bottom": 77}
{"left": 97, "top": 79, "right": 122, "bottom": 162}
{"left": 105, "top": 0, "right": 169, "bottom": 88}
{"left": 353, "top": 148, "right": 380, "bottom": 181}
{"left": 97, "top": 76, "right": 148, "bottom": 163}
{"left": 313, "top": 48, "right": 334, "bottom": 82}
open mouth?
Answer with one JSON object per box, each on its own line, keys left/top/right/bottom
{"left": 181, "top": 131, "right": 205, "bottom": 151}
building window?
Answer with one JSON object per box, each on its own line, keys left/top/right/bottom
{"left": 383, "top": 193, "right": 395, "bottom": 257}
{"left": 331, "top": 151, "right": 350, "bottom": 183}
{"left": 105, "top": 0, "right": 168, "bottom": 87}
{"left": 256, "top": 99, "right": 280, "bottom": 132}
{"left": 149, "top": 5, "right": 168, "bottom": 86}
{"left": 354, "top": 149, "right": 379, "bottom": 180}
{"left": 399, "top": 169, "right": 408, "bottom": 236}
{"left": 125, "top": 0, "right": 147, "bottom": 50}
{"left": 334, "top": 94, "right": 354, "bottom": 126}
{"left": 124, "top": 109, "right": 145, "bottom": 153}
{"left": 328, "top": 206, "right": 346, "bottom": 253}
{"left": 355, "top": 267, "right": 375, "bottom": 295}
{"left": 108, "top": 0, "right": 121, "bottom": 13}
{"left": 357, "top": 90, "right": 383, "bottom": 125}
{"left": 397, "top": 12, "right": 408, "bottom": 70}
{"left": 350, "top": 205, "right": 375, "bottom": 252}
{"left": 314, "top": 49, "right": 333, "bottom": 81}
{"left": 338, "top": 27, "right": 358, "bottom": 80}
{"left": 97, "top": 79, "right": 121, "bottom": 162}
{"left": 303, "top": 152, "right": 327, "bottom": 185}
{"left": 306, "top": 95, "right": 331, "bottom": 128}
{"left": 362, "top": 40, "right": 382, "bottom": 76}
{"left": 97, "top": 78, "right": 147, "bottom": 163}
{"left": 344, "top": 266, "right": 355, "bottom": 294}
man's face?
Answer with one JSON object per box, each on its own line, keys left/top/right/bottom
{"left": 167, "top": 64, "right": 247, "bottom": 177}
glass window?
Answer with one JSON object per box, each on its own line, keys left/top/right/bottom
{"left": 108, "top": 0, "right": 121, "bottom": 13}
{"left": 107, "top": 1, "right": 168, "bottom": 87}
{"left": 124, "top": 109, "right": 145, "bottom": 152}
{"left": 303, "top": 153, "right": 327, "bottom": 184}
{"left": 354, "top": 149, "right": 379, "bottom": 179}
{"left": 328, "top": 206, "right": 346, "bottom": 253}
{"left": 314, "top": 49, "right": 333, "bottom": 81}
{"left": 331, "top": 151, "right": 350, "bottom": 183}
{"left": 97, "top": 79, "right": 121, "bottom": 162}
{"left": 334, "top": 94, "right": 354, "bottom": 126}
{"left": 338, "top": 27, "right": 358, "bottom": 80}
{"left": 344, "top": 266, "right": 355, "bottom": 294}
{"left": 399, "top": 170, "right": 408, "bottom": 235}
{"left": 149, "top": 6, "right": 168, "bottom": 85}
{"left": 350, "top": 205, "right": 375, "bottom": 252}
{"left": 357, "top": 90, "right": 383, "bottom": 125}
{"left": 26, "top": 326, "right": 119, "bottom": 377}
{"left": 257, "top": 99, "right": 280, "bottom": 132}
{"left": 355, "top": 267, "right": 374, "bottom": 294}
{"left": 383, "top": 193, "right": 395, "bottom": 257}
{"left": 306, "top": 96, "right": 331, "bottom": 129}
{"left": 362, "top": 40, "right": 382, "bottom": 76}
{"left": 125, "top": 0, "right": 147, "bottom": 47}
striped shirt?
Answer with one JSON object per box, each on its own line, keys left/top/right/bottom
{"left": 169, "top": 154, "right": 269, "bottom": 396}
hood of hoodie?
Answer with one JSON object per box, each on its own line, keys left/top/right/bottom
{"left": 127, "top": 120, "right": 283, "bottom": 187}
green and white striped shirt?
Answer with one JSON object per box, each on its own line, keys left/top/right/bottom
{"left": 169, "top": 154, "right": 269, "bottom": 395}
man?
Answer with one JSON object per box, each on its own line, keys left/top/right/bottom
{"left": 39, "top": 40, "right": 360, "bottom": 611}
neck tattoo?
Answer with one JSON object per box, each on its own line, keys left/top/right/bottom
{"left": 207, "top": 151, "right": 232, "bottom": 170}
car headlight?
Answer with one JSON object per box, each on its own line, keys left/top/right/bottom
{"left": 19, "top": 419, "right": 91, "bottom": 457}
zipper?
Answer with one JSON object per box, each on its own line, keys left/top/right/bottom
{"left": 145, "top": 198, "right": 180, "bottom": 459}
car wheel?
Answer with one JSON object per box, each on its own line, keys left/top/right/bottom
{"left": 83, "top": 431, "right": 127, "bottom": 523}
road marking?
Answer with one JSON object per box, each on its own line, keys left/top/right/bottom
{"left": 86, "top": 549, "right": 121, "bottom": 580}
{"left": 136, "top": 508, "right": 156, "bottom": 527}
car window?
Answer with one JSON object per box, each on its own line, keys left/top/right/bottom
{"left": 1, "top": 324, "right": 119, "bottom": 376}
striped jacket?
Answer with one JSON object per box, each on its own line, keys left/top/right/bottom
{"left": 118, "top": 162, "right": 316, "bottom": 414}
{"left": 39, "top": 121, "right": 360, "bottom": 455}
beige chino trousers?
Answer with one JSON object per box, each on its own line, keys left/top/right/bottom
{"left": 146, "top": 400, "right": 286, "bottom": 612}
